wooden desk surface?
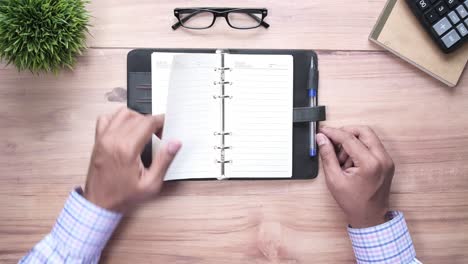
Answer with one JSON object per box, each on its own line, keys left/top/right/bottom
{"left": 1, "top": 0, "right": 467, "bottom": 263}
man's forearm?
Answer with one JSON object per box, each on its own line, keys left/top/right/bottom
{"left": 20, "top": 188, "right": 122, "bottom": 264}
{"left": 348, "top": 211, "right": 422, "bottom": 264}
{"left": 20, "top": 108, "right": 179, "bottom": 263}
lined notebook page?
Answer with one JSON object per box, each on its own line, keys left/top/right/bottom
{"left": 152, "top": 53, "right": 220, "bottom": 180}
{"left": 152, "top": 53, "right": 174, "bottom": 115}
{"left": 224, "top": 54, "right": 293, "bottom": 178}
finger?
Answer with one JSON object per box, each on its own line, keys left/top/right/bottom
{"left": 156, "top": 129, "right": 163, "bottom": 139}
{"left": 131, "top": 115, "right": 165, "bottom": 153}
{"left": 108, "top": 107, "right": 139, "bottom": 131}
{"left": 316, "top": 133, "right": 342, "bottom": 182}
{"left": 151, "top": 114, "right": 165, "bottom": 134}
{"left": 337, "top": 146, "right": 349, "bottom": 165}
{"left": 141, "top": 140, "right": 182, "bottom": 193}
{"left": 342, "top": 156, "right": 354, "bottom": 170}
{"left": 320, "top": 127, "right": 372, "bottom": 167}
{"left": 150, "top": 114, "right": 165, "bottom": 138}
{"left": 110, "top": 106, "right": 128, "bottom": 121}
{"left": 342, "top": 126, "right": 386, "bottom": 152}
{"left": 95, "top": 114, "right": 112, "bottom": 138}
{"left": 97, "top": 107, "right": 126, "bottom": 136}
{"left": 109, "top": 106, "right": 127, "bottom": 123}
{"left": 342, "top": 126, "right": 391, "bottom": 162}
{"left": 155, "top": 114, "right": 166, "bottom": 138}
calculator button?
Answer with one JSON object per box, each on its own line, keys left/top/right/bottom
{"left": 465, "top": 0, "right": 468, "bottom": 8}
{"left": 448, "top": 11, "right": 461, "bottom": 23}
{"left": 456, "top": 5, "right": 468, "bottom": 18}
{"left": 435, "top": 2, "right": 449, "bottom": 15}
{"left": 441, "top": 29, "right": 461, "bottom": 47}
{"left": 433, "top": 17, "right": 452, "bottom": 35}
{"left": 456, "top": 23, "right": 468, "bottom": 36}
{"left": 426, "top": 9, "right": 440, "bottom": 23}
{"left": 444, "top": 0, "right": 459, "bottom": 8}
{"left": 417, "top": 0, "right": 431, "bottom": 11}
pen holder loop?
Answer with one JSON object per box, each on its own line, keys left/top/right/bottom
{"left": 293, "top": 106, "right": 326, "bottom": 123}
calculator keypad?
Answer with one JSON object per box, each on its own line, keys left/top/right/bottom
{"left": 425, "top": 9, "right": 440, "bottom": 23}
{"left": 448, "top": 10, "right": 461, "bottom": 23}
{"left": 457, "top": 23, "right": 468, "bottom": 36}
{"left": 456, "top": 5, "right": 467, "bottom": 18}
{"left": 442, "top": 29, "right": 461, "bottom": 47}
{"left": 433, "top": 17, "right": 451, "bottom": 35}
{"left": 446, "top": 0, "right": 458, "bottom": 9}
{"left": 417, "top": 0, "right": 430, "bottom": 11}
{"left": 436, "top": 2, "right": 449, "bottom": 15}
{"left": 406, "top": 0, "right": 468, "bottom": 52}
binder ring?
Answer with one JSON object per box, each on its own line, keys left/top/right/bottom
{"left": 214, "top": 67, "right": 232, "bottom": 71}
{"left": 213, "top": 95, "right": 233, "bottom": 99}
{"left": 216, "top": 160, "right": 232, "bottom": 164}
{"left": 215, "top": 81, "right": 232, "bottom": 85}
{"left": 214, "top": 146, "right": 232, "bottom": 150}
{"left": 214, "top": 131, "right": 232, "bottom": 136}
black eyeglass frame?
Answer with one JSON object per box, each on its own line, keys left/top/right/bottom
{"left": 172, "top": 8, "right": 270, "bottom": 30}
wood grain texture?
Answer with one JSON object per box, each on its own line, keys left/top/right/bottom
{"left": 1, "top": 0, "right": 468, "bottom": 263}
{"left": 87, "top": 0, "right": 388, "bottom": 51}
{"left": 1, "top": 48, "right": 467, "bottom": 263}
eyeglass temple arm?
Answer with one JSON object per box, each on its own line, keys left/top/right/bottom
{"left": 172, "top": 11, "right": 202, "bottom": 30}
{"left": 246, "top": 13, "right": 270, "bottom": 28}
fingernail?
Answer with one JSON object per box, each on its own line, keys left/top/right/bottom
{"left": 167, "top": 140, "right": 182, "bottom": 155}
{"left": 316, "top": 133, "right": 328, "bottom": 146}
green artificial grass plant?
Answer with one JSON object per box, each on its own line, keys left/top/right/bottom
{"left": 0, "top": 0, "right": 90, "bottom": 73}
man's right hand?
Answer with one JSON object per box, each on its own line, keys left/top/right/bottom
{"left": 316, "top": 126, "right": 395, "bottom": 228}
{"left": 84, "top": 107, "right": 181, "bottom": 213}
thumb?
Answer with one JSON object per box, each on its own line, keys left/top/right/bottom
{"left": 142, "top": 140, "right": 182, "bottom": 192}
{"left": 317, "top": 133, "right": 342, "bottom": 182}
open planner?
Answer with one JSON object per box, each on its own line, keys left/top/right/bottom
{"left": 127, "top": 49, "right": 326, "bottom": 181}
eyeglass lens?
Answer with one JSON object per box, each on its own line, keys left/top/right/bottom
{"left": 227, "top": 11, "right": 263, "bottom": 29}
{"left": 179, "top": 10, "right": 215, "bottom": 29}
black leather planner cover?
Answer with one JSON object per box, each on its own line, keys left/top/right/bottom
{"left": 127, "top": 48, "right": 324, "bottom": 180}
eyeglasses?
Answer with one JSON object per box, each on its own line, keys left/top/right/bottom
{"left": 172, "top": 8, "right": 270, "bottom": 30}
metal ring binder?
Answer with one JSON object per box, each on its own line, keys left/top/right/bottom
{"left": 214, "top": 131, "right": 232, "bottom": 136}
{"left": 216, "top": 160, "right": 232, "bottom": 164}
{"left": 213, "top": 49, "right": 233, "bottom": 178}
{"left": 215, "top": 81, "right": 232, "bottom": 85}
{"left": 214, "top": 67, "right": 232, "bottom": 71}
{"left": 214, "top": 146, "right": 232, "bottom": 150}
{"left": 213, "top": 95, "right": 233, "bottom": 99}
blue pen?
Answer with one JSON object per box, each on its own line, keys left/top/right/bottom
{"left": 308, "top": 59, "right": 318, "bottom": 157}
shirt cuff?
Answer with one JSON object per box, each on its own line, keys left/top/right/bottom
{"left": 50, "top": 187, "right": 123, "bottom": 258}
{"left": 348, "top": 211, "right": 416, "bottom": 264}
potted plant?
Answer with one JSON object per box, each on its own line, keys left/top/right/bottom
{"left": 0, "top": 0, "right": 91, "bottom": 73}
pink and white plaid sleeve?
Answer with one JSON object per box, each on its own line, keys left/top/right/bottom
{"left": 19, "top": 188, "right": 122, "bottom": 264}
{"left": 348, "top": 211, "right": 422, "bottom": 264}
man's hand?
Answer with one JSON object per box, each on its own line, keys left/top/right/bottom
{"left": 317, "top": 126, "right": 395, "bottom": 228}
{"left": 84, "top": 108, "right": 181, "bottom": 213}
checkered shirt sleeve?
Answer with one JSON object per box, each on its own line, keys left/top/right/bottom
{"left": 19, "top": 188, "right": 122, "bottom": 264}
{"left": 348, "top": 211, "right": 422, "bottom": 264}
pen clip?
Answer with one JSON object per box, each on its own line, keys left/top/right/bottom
{"left": 308, "top": 89, "right": 317, "bottom": 97}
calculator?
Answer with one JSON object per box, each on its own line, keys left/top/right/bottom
{"left": 406, "top": 0, "right": 468, "bottom": 53}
